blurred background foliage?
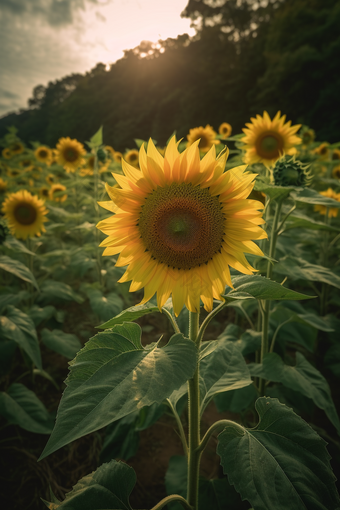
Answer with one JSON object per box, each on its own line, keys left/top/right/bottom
{"left": 0, "top": 0, "right": 339, "bottom": 149}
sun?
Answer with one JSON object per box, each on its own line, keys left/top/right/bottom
{"left": 97, "top": 136, "right": 266, "bottom": 316}
{"left": 241, "top": 111, "right": 301, "bottom": 168}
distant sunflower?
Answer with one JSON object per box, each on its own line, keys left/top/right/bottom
{"left": 79, "top": 168, "right": 94, "bottom": 177}
{"left": 313, "top": 143, "right": 329, "bottom": 159}
{"left": 9, "top": 142, "right": 24, "bottom": 155}
{"left": 2, "top": 148, "right": 12, "bottom": 159}
{"left": 46, "top": 174, "right": 57, "bottom": 186}
{"left": 19, "top": 159, "right": 34, "bottom": 170}
{"left": 242, "top": 111, "right": 301, "bottom": 168}
{"left": 314, "top": 188, "right": 340, "bottom": 218}
{"left": 219, "top": 122, "right": 232, "bottom": 138}
{"left": 0, "top": 177, "right": 7, "bottom": 192}
{"left": 113, "top": 151, "right": 123, "bottom": 163}
{"left": 55, "top": 137, "right": 86, "bottom": 173}
{"left": 2, "top": 190, "right": 48, "bottom": 239}
{"left": 39, "top": 186, "right": 50, "bottom": 199}
{"left": 35, "top": 146, "right": 52, "bottom": 164}
{"left": 7, "top": 168, "right": 22, "bottom": 178}
{"left": 332, "top": 166, "right": 340, "bottom": 179}
{"left": 105, "top": 146, "right": 115, "bottom": 159}
{"left": 332, "top": 149, "right": 340, "bottom": 161}
{"left": 124, "top": 149, "right": 139, "bottom": 168}
{"left": 187, "top": 124, "right": 218, "bottom": 153}
{"left": 49, "top": 183, "right": 67, "bottom": 202}
{"left": 97, "top": 137, "right": 266, "bottom": 316}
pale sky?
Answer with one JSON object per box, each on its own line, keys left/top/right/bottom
{"left": 0, "top": 0, "right": 195, "bottom": 117}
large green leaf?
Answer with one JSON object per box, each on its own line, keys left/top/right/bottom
{"left": 38, "top": 280, "right": 84, "bottom": 304}
{"left": 97, "top": 302, "right": 159, "bottom": 329}
{"left": 199, "top": 338, "right": 252, "bottom": 413}
{"left": 214, "top": 384, "right": 258, "bottom": 414}
{"left": 39, "top": 324, "right": 197, "bottom": 459}
{"left": 283, "top": 212, "right": 340, "bottom": 232}
{"left": 3, "top": 236, "right": 36, "bottom": 255}
{"left": 274, "top": 256, "right": 340, "bottom": 289}
{"left": 87, "top": 289, "right": 124, "bottom": 322}
{"left": 0, "top": 290, "right": 29, "bottom": 312}
{"left": 0, "top": 255, "right": 39, "bottom": 289}
{"left": 324, "top": 344, "right": 340, "bottom": 378}
{"left": 254, "top": 180, "right": 297, "bottom": 200}
{"left": 28, "top": 305, "right": 57, "bottom": 327}
{"left": 43, "top": 459, "right": 135, "bottom": 509}
{"left": 292, "top": 188, "right": 340, "bottom": 207}
{"left": 226, "top": 275, "right": 314, "bottom": 300}
{"left": 0, "top": 306, "right": 41, "bottom": 369}
{"left": 0, "top": 383, "right": 53, "bottom": 434}
{"left": 41, "top": 329, "right": 82, "bottom": 359}
{"left": 217, "top": 397, "right": 340, "bottom": 510}
{"left": 249, "top": 353, "right": 340, "bottom": 435}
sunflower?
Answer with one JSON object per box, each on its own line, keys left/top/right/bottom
{"left": 0, "top": 177, "right": 7, "bottom": 192}
{"left": 105, "top": 146, "right": 115, "bottom": 159}
{"left": 49, "top": 183, "right": 67, "bottom": 202}
{"left": 219, "top": 122, "right": 232, "bottom": 138}
{"left": 113, "top": 151, "right": 123, "bottom": 163}
{"left": 2, "top": 190, "right": 48, "bottom": 239}
{"left": 332, "top": 166, "right": 340, "bottom": 180}
{"left": 187, "top": 124, "right": 218, "bottom": 153}
{"left": 35, "top": 146, "right": 52, "bottom": 164}
{"left": 46, "top": 174, "right": 57, "bottom": 186}
{"left": 7, "top": 168, "right": 22, "bottom": 178}
{"left": 124, "top": 149, "right": 139, "bottom": 168}
{"left": 39, "top": 186, "right": 50, "bottom": 199}
{"left": 97, "top": 137, "right": 266, "bottom": 316}
{"left": 332, "top": 149, "right": 340, "bottom": 161}
{"left": 9, "top": 142, "right": 24, "bottom": 155}
{"left": 313, "top": 143, "right": 329, "bottom": 159}
{"left": 241, "top": 111, "right": 301, "bottom": 168}
{"left": 79, "top": 168, "right": 94, "bottom": 177}
{"left": 314, "top": 188, "right": 340, "bottom": 218}
{"left": 19, "top": 159, "right": 34, "bottom": 171}
{"left": 55, "top": 137, "right": 86, "bottom": 173}
{"left": 2, "top": 148, "right": 12, "bottom": 159}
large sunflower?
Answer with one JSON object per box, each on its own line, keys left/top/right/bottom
{"left": 242, "top": 111, "right": 301, "bottom": 168}
{"left": 97, "top": 137, "right": 266, "bottom": 316}
{"left": 55, "top": 137, "right": 86, "bottom": 173}
{"left": 2, "top": 190, "right": 48, "bottom": 239}
{"left": 35, "top": 146, "right": 52, "bottom": 165}
{"left": 187, "top": 124, "right": 218, "bottom": 153}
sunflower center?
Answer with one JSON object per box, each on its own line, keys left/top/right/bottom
{"left": 14, "top": 203, "right": 37, "bottom": 225}
{"left": 256, "top": 132, "right": 283, "bottom": 159}
{"left": 22, "top": 160, "right": 31, "bottom": 167}
{"left": 198, "top": 136, "right": 209, "bottom": 150}
{"left": 320, "top": 146, "right": 328, "bottom": 156}
{"left": 64, "top": 148, "right": 78, "bottom": 162}
{"left": 332, "top": 153, "right": 340, "bottom": 160}
{"left": 39, "top": 150, "right": 48, "bottom": 158}
{"left": 139, "top": 183, "right": 225, "bottom": 269}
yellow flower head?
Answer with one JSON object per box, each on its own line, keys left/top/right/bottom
{"left": 49, "top": 183, "right": 67, "bottom": 202}
{"left": 7, "top": 168, "right": 22, "bottom": 178}
{"left": 105, "top": 146, "right": 115, "bottom": 159}
{"left": 35, "top": 146, "right": 52, "bottom": 164}
{"left": 0, "top": 177, "right": 7, "bottom": 191}
{"left": 313, "top": 143, "right": 329, "bottom": 160}
{"left": 2, "top": 190, "right": 48, "bottom": 239}
{"left": 79, "top": 167, "right": 94, "bottom": 177}
{"left": 39, "top": 186, "right": 50, "bottom": 199}
{"left": 124, "top": 149, "right": 139, "bottom": 168}
{"left": 332, "top": 149, "right": 340, "bottom": 161}
{"left": 55, "top": 137, "right": 86, "bottom": 173}
{"left": 9, "top": 142, "right": 24, "bottom": 155}
{"left": 187, "top": 124, "right": 218, "bottom": 153}
{"left": 46, "top": 174, "right": 57, "bottom": 186}
{"left": 19, "top": 159, "right": 33, "bottom": 171}
{"left": 242, "top": 111, "right": 301, "bottom": 168}
{"left": 2, "top": 148, "right": 12, "bottom": 159}
{"left": 314, "top": 188, "right": 340, "bottom": 218}
{"left": 113, "top": 151, "right": 123, "bottom": 164}
{"left": 97, "top": 137, "right": 266, "bottom": 316}
{"left": 219, "top": 122, "right": 232, "bottom": 138}
{"left": 332, "top": 165, "right": 340, "bottom": 180}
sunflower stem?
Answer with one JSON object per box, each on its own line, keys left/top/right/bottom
{"left": 187, "top": 310, "right": 201, "bottom": 510}
{"left": 259, "top": 199, "right": 282, "bottom": 397}
{"left": 93, "top": 150, "right": 103, "bottom": 287}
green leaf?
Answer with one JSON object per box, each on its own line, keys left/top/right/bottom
{"left": 41, "top": 329, "right": 82, "bottom": 359}
{"left": 3, "top": 236, "right": 36, "bottom": 255}
{"left": 38, "top": 280, "right": 84, "bottom": 305}
{"left": 275, "top": 256, "right": 340, "bottom": 290}
{"left": 88, "top": 126, "right": 103, "bottom": 148}
{"left": 254, "top": 180, "right": 297, "bottom": 200}
{"left": 28, "top": 305, "right": 57, "bottom": 327}
{"left": 100, "top": 411, "right": 140, "bottom": 463}
{"left": 0, "top": 306, "right": 41, "bottom": 369}
{"left": 39, "top": 326, "right": 197, "bottom": 459}
{"left": 0, "top": 339, "right": 17, "bottom": 375}
{"left": 217, "top": 397, "right": 340, "bottom": 510}
{"left": 292, "top": 188, "right": 340, "bottom": 207}
{"left": 283, "top": 212, "right": 340, "bottom": 232}
{"left": 0, "top": 383, "right": 53, "bottom": 434}
{"left": 227, "top": 275, "right": 314, "bottom": 300}
{"left": 46, "top": 459, "right": 135, "bottom": 509}
{"left": 87, "top": 289, "right": 124, "bottom": 322}
{"left": 324, "top": 344, "right": 340, "bottom": 378}
{"left": 97, "top": 301, "right": 159, "bottom": 329}
{"left": 0, "top": 290, "right": 29, "bottom": 312}
{"left": 214, "top": 384, "right": 258, "bottom": 413}
{"left": 0, "top": 255, "right": 38, "bottom": 289}
{"left": 249, "top": 353, "right": 340, "bottom": 435}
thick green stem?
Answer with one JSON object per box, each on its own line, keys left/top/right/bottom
{"left": 187, "top": 311, "right": 201, "bottom": 510}
{"left": 259, "top": 199, "right": 282, "bottom": 396}
{"left": 149, "top": 494, "right": 192, "bottom": 510}
{"left": 198, "top": 419, "right": 245, "bottom": 455}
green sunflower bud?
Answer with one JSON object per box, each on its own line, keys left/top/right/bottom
{"left": 299, "top": 126, "right": 315, "bottom": 146}
{"left": 273, "top": 155, "right": 311, "bottom": 187}
{"left": 97, "top": 148, "right": 107, "bottom": 162}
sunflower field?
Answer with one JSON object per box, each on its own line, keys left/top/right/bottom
{"left": 1, "top": 113, "right": 340, "bottom": 510}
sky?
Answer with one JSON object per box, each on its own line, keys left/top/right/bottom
{"left": 0, "top": 0, "right": 195, "bottom": 117}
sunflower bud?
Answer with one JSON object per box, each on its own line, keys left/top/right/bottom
{"left": 97, "top": 148, "right": 107, "bottom": 162}
{"left": 273, "top": 155, "right": 311, "bottom": 187}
